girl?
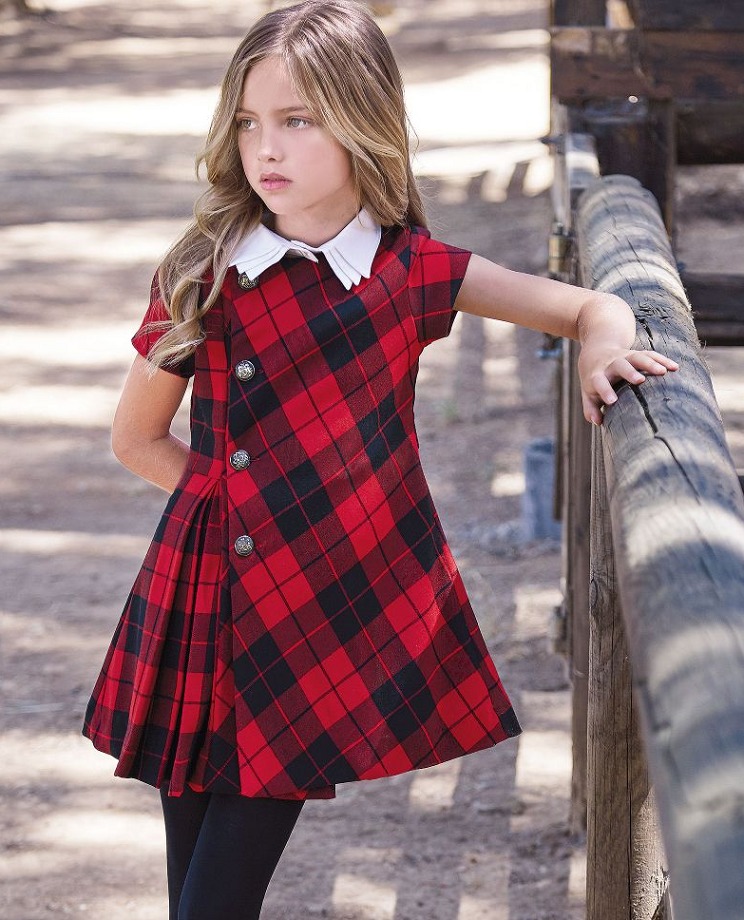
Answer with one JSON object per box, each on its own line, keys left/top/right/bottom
{"left": 83, "top": 2, "right": 677, "bottom": 917}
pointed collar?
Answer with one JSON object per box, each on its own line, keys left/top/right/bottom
{"left": 229, "top": 209, "right": 382, "bottom": 291}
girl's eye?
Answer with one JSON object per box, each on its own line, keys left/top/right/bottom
{"left": 236, "top": 118, "right": 255, "bottom": 131}
{"left": 287, "top": 116, "right": 311, "bottom": 128}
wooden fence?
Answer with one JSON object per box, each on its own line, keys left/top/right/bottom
{"left": 550, "top": 2, "right": 744, "bottom": 916}
{"left": 574, "top": 174, "right": 744, "bottom": 919}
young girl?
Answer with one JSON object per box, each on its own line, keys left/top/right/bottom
{"left": 83, "top": 2, "right": 677, "bottom": 917}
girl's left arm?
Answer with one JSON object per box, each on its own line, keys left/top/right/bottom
{"left": 455, "top": 254, "right": 678, "bottom": 425}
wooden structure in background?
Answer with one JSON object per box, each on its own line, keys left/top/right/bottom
{"left": 551, "top": 0, "right": 744, "bottom": 331}
{"left": 550, "top": 2, "right": 744, "bottom": 919}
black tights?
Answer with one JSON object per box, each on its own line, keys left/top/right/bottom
{"left": 160, "top": 786, "right": 304, "bottom": 920}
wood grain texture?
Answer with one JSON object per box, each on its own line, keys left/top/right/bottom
{"left": 586, "top": 431, "right": 630, "bottom": 920}
{"left": 551, "top": 29, "right": 744, "bottom": 102}
{"left": 628, "top": 0, "right": 744, "bottom": 31}
{"left": 550, "top": 125, "right": 600, "bottom": 231}
{"left": 587, "top": 433, "right": 669, "bottom": 920}
{"left": 565, "top": 339, "right": 592, "bottom": 835}
{"left": 552, "top": 122, "right": 599, "bottom": 833}
{"left": 630, "top": 787, "right": 669, "bottom": 920}
{"left": 577, "top": 174, "right": 744, "bottom": 920}
{"left": 577, "top": 100, "right": 676, "bottom": 230}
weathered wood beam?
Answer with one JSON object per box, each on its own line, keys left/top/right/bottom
{"left": 576, "top": 174, "right": 744, "bottom": 920}
{"left": 551, "top": 119, "right": 599, "bottom": 834}
{"left": 550, "top": 123, "right": 601, "bottom": 230}
{"left": 586, "top": 428, "right": 667, "bottom": 920}
{"left": 627, "top": 0, "right": 744, "bottom": 31}
{"left": 563, "top": 339, "right": 592, "bottom": 835}
{"left": 552, "top": 29, "right": 744, "bottom": 102}
{"left": 574, "top": 99, "right": 676, "bottom": 230}
{"left": 683, "top": 272, "right": 744, "bottom": 346}
{"left": 559, "top": 102, "right": 744, "bottom": 168}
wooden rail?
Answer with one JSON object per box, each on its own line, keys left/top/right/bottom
{"left": 576, "top": 174, "right": 744, "bottom": 920}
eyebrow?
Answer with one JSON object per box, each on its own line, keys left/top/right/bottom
{"left": 235, "top": 105, "right": 311, "bottom": 116}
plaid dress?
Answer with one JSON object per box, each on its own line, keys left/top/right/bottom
{"left": 83, "top": 224, "right": 521, "bottom": 800}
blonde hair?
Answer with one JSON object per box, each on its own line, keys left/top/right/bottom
{"left": 149, "top": 0, "right": 426, "bottom": 371}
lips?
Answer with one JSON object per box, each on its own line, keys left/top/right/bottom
{"left": 260, "top": 173, "right": 291, "bottom": 191}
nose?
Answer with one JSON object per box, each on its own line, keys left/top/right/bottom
{"left": 257, "top": 126, "right": 281, "bottom": 163}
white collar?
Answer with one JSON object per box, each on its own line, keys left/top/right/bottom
{"left": 229, "top": 209, "right": 382, "bottom": 291}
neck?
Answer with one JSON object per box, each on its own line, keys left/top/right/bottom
{"left": 273, "top": 205, "right": 359, "bottom": 248}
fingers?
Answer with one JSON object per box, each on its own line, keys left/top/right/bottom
{"left": 627, "top": 350, "right": 679, "bottom": 374}
{"left": 614, "top": 359, "right": 647, "bottom": 386}
{"left": 611, "top": 351, "right": 679, "bottom": 384}
{"left": 582, "top": 391, "right": 605, "bottom": 426}
{"left": 581, "top": 350, "right": 679, "bottom": 425}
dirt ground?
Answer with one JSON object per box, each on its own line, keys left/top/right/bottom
{"left": 1, "top": 2, "right": 742, "bottom": 919}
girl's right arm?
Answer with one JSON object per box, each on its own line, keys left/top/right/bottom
{"left": 111, "top": 354, "right": 190, "bottom": 493}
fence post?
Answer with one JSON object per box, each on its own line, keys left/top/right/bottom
{"left": 586, "top": 427, "right": 668, "bottom": 919}
{"left": 564, "top": 341, "right": 592, "bottom": 835}
{"left": 552, "top": 127, "right": 600, "bottom": 836}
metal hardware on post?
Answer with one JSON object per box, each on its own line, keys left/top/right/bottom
{"left": 548, "top": 221, "right": 572, "bottom": 280}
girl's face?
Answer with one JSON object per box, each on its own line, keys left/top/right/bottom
{"left": 236, "top": 56, "right": 358, "bottom": 244}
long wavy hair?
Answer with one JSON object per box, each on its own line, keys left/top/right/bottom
{"left": 149, "top": 0, "right": 426, "bottom": 370}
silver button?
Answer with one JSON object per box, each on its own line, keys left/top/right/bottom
{"left": 238, "top": 272, "right": 258, "bottom": 290}
{"left": 234, "top": 535, "right": 255, "bottom": 556}
{"left": 230, "top": 449, "right": 252, "bottom": 471}
{"left": 235, "top": 359, "right": 256, "bottom": 381}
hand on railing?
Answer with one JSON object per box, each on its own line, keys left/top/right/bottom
{"left": 577, "top": 335, "right": 679, "bottom": 426}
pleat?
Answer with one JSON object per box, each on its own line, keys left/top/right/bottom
{"left": 85, "top": 472, "right": 223, "bottom": 789}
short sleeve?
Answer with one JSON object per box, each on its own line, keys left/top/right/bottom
{"left": 131, "top": 273, "right": 195, "bottom": 379}
{"left": 408, "top": 229, "right": 472, "bottom": 345}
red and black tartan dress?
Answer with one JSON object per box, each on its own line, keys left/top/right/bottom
{"left": 83, "top": 223, "right": 521, "bottom": 800}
